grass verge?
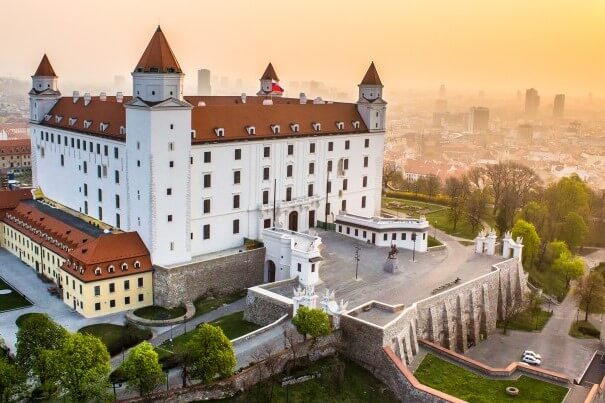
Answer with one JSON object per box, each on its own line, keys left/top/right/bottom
{"left": 414, "top": 354, "right": 568, "bottom": 403}
{"left": 133, "top": 305, "right": 186, "bottom": 320}
{"left": 193, "top": 290, "right": 247, "bottom": 318}
{"left": 78, "top": 323, "right": 152, "bottom": 356}
{"left": 569, "top": 320, "right": 600, "bottom": 339}
{"left": 15, "top": 312, "right": 46, "bottom": 327}
{"left": 0, "top": 278, "right": 32, "bottom": 312}
{"left": 526, "top": 267, "right": 568, "bottom": 302}
{"left": 496, "top": 307, "right": 552, "bottom": 332}
{"left": 428, "top": 235, "right": 442, "bottom": 247}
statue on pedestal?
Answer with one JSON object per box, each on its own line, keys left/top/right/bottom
{"left": 384, "top": 244, "right": 399, "bottom": 273}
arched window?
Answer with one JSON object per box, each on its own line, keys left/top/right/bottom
{"left": 134, "top": 261, "right": 141, "bottom": 269}
{"left": 108, "top": 265, "right": 115, "bottom": 273}
{"left": 121, "top": 263, "right": 128, "bottom": 271}
{"left": 95, "top": 267, "right": 101, "bottom": 276}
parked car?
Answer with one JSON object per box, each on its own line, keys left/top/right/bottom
{"left": 521, "top": 355, "right": 541, "bottom": 366}
{"left": 522, "top": 350, "right": 542, "bottom": 360}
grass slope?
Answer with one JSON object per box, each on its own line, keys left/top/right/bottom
{"left": 414, "top": 354, "right": 568, "bottom": 403}
{"left": 497, "top": 307, "right": 552, "bottom": 332}
{"left": 0, "top": 278, "right": 31, "bottom": 312}
{"left": 79, "top": 323, "right": 152, "bottom": 356}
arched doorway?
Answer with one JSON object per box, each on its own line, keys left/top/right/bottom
{"left": 288, "top": 211, "right": 298, "bottom": 231}
{"left": 267, "top": 260, "right": 276, "bottom": 282}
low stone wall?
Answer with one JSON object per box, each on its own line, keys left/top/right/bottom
{"left": 126, "top": 302, "right": 195, "bottom": 327}
{"left": 243, "top": 278, "right": 296, "bottom": 326}
{"left": 118, "top": 333, "right": 340, "bottom": 403}
{"left": 231, "top": 314, "right": 289, "bottom": 348}
{"left": 154, "top": 247, "right": 265, "bottom": 308}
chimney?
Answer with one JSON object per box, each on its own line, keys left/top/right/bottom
{"left": 262, "top": 99, "right": 273, "bottom": 106}
{"left": 299, "top": 92, "right": 307, "bottom": 104}
{"left": 313, "top": 97, "right": 324, "bottom": 105}
{"left": 72, "top": 91, "right": 80, "bottom": 103}
{"left": 99, "top": 92, "right": 107, "bottom": 101}
{"left": 241, "top": 93, "right": 247, "bottom": 104}
{"left": 197, "top": 101, "right": 206, "bottom": 107}
{"left": 116, "top": 92, "right": 123, "bottom": 103}
{"left": 83, "top": 92, "right": 91, "bottom": 106}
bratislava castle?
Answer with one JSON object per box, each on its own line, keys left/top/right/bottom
{"left": 29, "top": 27, "right": 386, "bottom": 267}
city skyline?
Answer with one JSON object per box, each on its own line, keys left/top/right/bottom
{"left": 1, "top": 0, "right": 604, "bottom": 96}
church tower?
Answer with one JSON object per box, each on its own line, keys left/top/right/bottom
{"left": 257, "top": 63, "right": 283, "bottom": 96}
{"left": 125, "top": 26, "right": 192, "bottom": 267}
{"left": 29, "top": 54, "right": 60, "bottom": 123}
{"left": 357, "top": 62, "right": 386, "bottom": 132}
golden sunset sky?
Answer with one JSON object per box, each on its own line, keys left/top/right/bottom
{"left": 2, "top": 0, "right": 605, "bottom": 95}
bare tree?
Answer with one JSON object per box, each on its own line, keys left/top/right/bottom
{"left": 465, "top": 189, "right": 489, "bottom": 234}
{"left": 382, "top": 161, "right": 403, "bottom": 189}
{"left": 250, "top": 344, "right": 280, "bottom": 403}
{"left": 444, "top": 177, "right": 470, "bottom": 231}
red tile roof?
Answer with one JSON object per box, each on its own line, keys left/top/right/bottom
{"left": 34, "top": 54, "right": 57, "bottom": 77}
{"left": 0, "top": 139, "right": 30, "bottom": 155}
{"left": 260, "top": 63, "right": 279, "bottom": 81}
{"left": 360, "top": 62, "right": 382, "bottom": 86}
{"left": 40, "top": 95, "right": 368, "bottom": 143}
{"left": 0, "top": 189, "right": 33, "bottom": 217}
{"left": 134, "top": 26, "right": 182, "bottom": 74}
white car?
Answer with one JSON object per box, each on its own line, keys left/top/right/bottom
{"left": 522, "top": 350, "right": 542, "bottom": 360}
{"left": 521, "top": 355, "right": 541, "bottom": 366}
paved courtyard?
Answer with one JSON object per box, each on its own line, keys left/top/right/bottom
{"left": 0, "top": 249, "right": 127, "bottom": 352}
{"left": 464, "top": 293, "right": 601, "bottom": 380}
{"left": 314, "top": 228, "right": 501, "bottom": 308}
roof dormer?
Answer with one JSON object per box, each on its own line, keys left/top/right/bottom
{"left": 271, "top": 124, "right": 280, "bottom": 134}
{"left": 312, "top": 122, "right": 321, "bottom": 131}
{"left": 336, "top": 121, "right": 344, "bottom": 130}
{"left": 99, "top": 122, "right": 109, "bottom": 132}
{"left": 245, "top": 126, "right": 256, "bottom": 135}
{"left": 83, "top": 120, "right": 92, "bottom": 129}
{"left": 214, "top": 127, "right": 225, "bottom": 137}
{"left": 290, "top": 123, "right": 300, "bottom": 133}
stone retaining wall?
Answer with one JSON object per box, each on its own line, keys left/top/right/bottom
{"left": 243, "top": 278, "right": 296, "bottom": 326}
{"left": 231, "top": 314, "right": 289, "bottom": 348}
{"left": 126, "top": 302, "right": 196, "bottom": 327}
{"left": 154, "top": 247, "right": 265, "bottom": 308}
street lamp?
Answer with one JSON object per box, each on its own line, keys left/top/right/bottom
{"left": 354, "top": 246, "right": 361, "bottom": 280}
{"left": 434, "top": 221, "right": 438, "bottom": 239}
{"left": 411, "top": 233, "right": 417, "bottom": 262}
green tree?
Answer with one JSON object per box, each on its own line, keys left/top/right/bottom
{"left": 543, "top": 240, "right": 571, "bottom": 266}
{"left": 553, "top": 254, "right": 585, "bottom": 289}
{"left": 120, "top": 341, "right": 164, "bottom": 396}
{"left": 186, "top": 324, "right": 236, "bottom": 384}
{"left": 511, "top": 219, "right": 540, "bottom": 269}
{"left": 558, "top": 212, "right": 589, "bottom": 252}
{"left": 444, "top": 177, "right": 470, "bottom": 231}
{"left": 574, "top": 272, "right": 605, "bottom": 322}
{"left": 16, "top": 313, "right": 67, "bottom": 385}
{"left": 43, "top": 332, "right": 111, "bottom": 402}
{"left": 517, "top": 200, "right": 549, "bottom": 239}
{"left": 292, "top": 306, "right": 331, "bottom": 340}
{"left": 0, "top": 356, "right": 27, "bottom": 403}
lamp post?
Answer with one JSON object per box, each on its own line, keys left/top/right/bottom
{"left": 411, "top": 233, "right": 417, "bottom": 262}
{"left": 354, "top": 246, "right": 361, "bottom": 280}
{"left": 434, "top": 221, "right": 438, "bottom": 239}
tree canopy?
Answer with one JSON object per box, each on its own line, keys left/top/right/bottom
{"left": 186, "top": 324, "right": 236, "bottom": 383}
{"left": 511, "top": 219, "right": 540, "bottom": 268}
{"left": 574, "top": 272, "right": 605, "bottom": 322}
{"left": 43, "top": 332, "right": 111, "bottom": 402}
{"left": 292, "top": 306, "right": 332, "bottom": 340}
{"left": 120, "top": 341, "right": 164, "bottom": 396}
{"left": 0, "top": 356, "right": 26, "bottom": 403}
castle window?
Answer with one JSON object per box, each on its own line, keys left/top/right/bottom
{"left": 168, "top": 215, "right": 173, "bottom": 222}
{"left": 121, "top": 263, "right": 128, "bottom": 271}
{"left": 271, "top": 124, "right": 280, "bottom": 134}
{"left": 345, "top": 140, "right": 350, "bottom": 150}
{"left": 99, "top": 123, "right": 109, "bottom": 132}
{"left": 203, "top": 224, "right": 210, "bottom": 240}
{"left": 290, "top": 123, "right": 300, "bottom": 133}
{"left": 68, "top": 117, "right": 77, "bottom": 126}
{"left": 234, "top": 148, "right": 241, "bottom": 160}
{"left": 119, "top": 126, "right": 126, "bottom": 135}
{"left": 170, "top": 124, "right": 174, "bottom": 130}
{"left": 95, "top": 267, "right": 101, "bottom": 276}
{"left": 214, "top": 128, "right": 225, "bottom": 137}
{"left": 312, "top": 122, "right": 321, "bottom": 131}
{"left": 134, "top": 261, "right": 141, "bottom": 269}
{"left": 309, "top": 143, "right": 316, "bottom": 153}
{"left": 336, "top": 121, "right": 344, "bottom": 130}
{"left": 168, "top": 142, "right": 174, "bottom": 151}
{"left": 245, "top": 126, "right": 256, "bottom": 135}
{"left": 352, "top": 121, "right": 360, "bottom": 129}
{"left": 204, "top": 151, "right": 211, "bottom": 163}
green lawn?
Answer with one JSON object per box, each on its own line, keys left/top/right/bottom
{"left": 78, "top": 323, "right": 152, "bottom": 356}
{"left": 414, "top": 354, "right": 568, "bottom": 403}
{"left": 526, "top": 267, "right": 568, "bottom": 302}
{"left": 382, "top": 197, "right": 481, "bottom": 239}
{"left": 0, "top": 278, "right": 32, "bottom": 312}
{"left": 206, "top": 356, "right": 398, "bottom": 403}
{"left": 15, "top": 312, "right": 46, "bottom": 327}
{"left": 428, "top": 235, "right": 442, "bottom": 247}
{"left": 569, "top": 320, "right": 600, "bottom": 339}
{"left": 497, "top": 307, "right": 552, "bottom": 332}
{"left": 133, "top": 305, "right": 186, "bottom": 320}
{"left": 157, "top": 311, "right": 260, "bottom": 364}
{"left": 193, "top": 290, "right": 247, "bottom": 318}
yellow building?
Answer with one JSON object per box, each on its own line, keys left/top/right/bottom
{"left": 0, "top": 191, "right": 153, "bottom": 318}
{"left": 0, "top": 139, "right": 31, "bottom": 173}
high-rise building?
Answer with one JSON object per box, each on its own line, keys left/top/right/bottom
{"left": 434, "top": 99, "right": 447, "bottom": 114}
{"left": 197, "top": 69, "right": 211, "bottom": 96}
{"left": 468, "top": 107, "right": 489, "bottom": 133}
{"left": 525, "top": 88, "right": 540, "bottom": 116}
{"left": 553, "top": 94, "right": 565, "bottom": 118}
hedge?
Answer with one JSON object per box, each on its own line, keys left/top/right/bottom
{"left": 383, "top": 190, "right": 451, "bottom": 206}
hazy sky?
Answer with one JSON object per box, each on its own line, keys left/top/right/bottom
{"left": 2, "top": 0, "right": 605, "bottom": 96}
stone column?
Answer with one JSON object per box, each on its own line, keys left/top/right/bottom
{"left": 475, "top": 233, "right": 486, "bottom": 254}
{"left": 485, "top": 230, "right": 497, "bottom": 255}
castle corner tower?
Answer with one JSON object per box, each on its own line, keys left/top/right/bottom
{"left": 29, "top": 54, "right": 60, "bottom": 123}
{"left": 357, "top": 62, "right": 386, "bottom": 132}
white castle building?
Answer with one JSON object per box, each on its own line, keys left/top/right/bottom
{"left": 29, "top": 27, "right": 387, "bottom": 267}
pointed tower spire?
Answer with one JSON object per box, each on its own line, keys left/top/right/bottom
{"left": 34, "top": 54, "right": 57, "bottom": 77}
{"left": 360, "top": 62, "right": 382, "bottom": 86}
{"left": 260, "top": 62, "right": 279, "bottom": 81}
{"left": 134, "top": 26, "right": 182, "bottom": 73}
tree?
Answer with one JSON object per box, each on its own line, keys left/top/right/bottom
{"left": 16, "top": 313, "right": 67, "bottom": 385}
{"left": 511, "top": 219, "right": 540, "bottom": 269}
{"left": 292, "top": 307, "right": 331, "bottom": 341}
{"left": 0, "top": 356, "right": 26, "bottom": 403}
{"left": 120, "top": 341, "right": 164, "bottom": 396}
{"left": 43, "top": 332, "right": 111, "bottom": 402}
{"left": 465, "top": 189, "right": 489, "bottom": 234}
{"left": 382, "top": 161, "right": 403, "bottom": 189}
{"left": 517, "top": 201, "right": 549, "bottom": 239}
{"left": 526, "top": 291, "right": 544, "bottom": 331}
{"left": 543, "top": 240, "right": 571, "bottom": 267}
{"left": 186, "top": 324, "right": 236, "bottom": 383}
{"left": 558, "top": 212, "right": 589, "bottom": 252}
{"left": 424, "top": 175, "right": 441, "bottom": 197}
{"left": 574, "top": 272, "right": 605, "bottom": 322}
{"left": 444, "top": 177, "right": 470, "bottom": 231}
{"left": 553, "top": 254, "right": 585, "bottom": 289}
